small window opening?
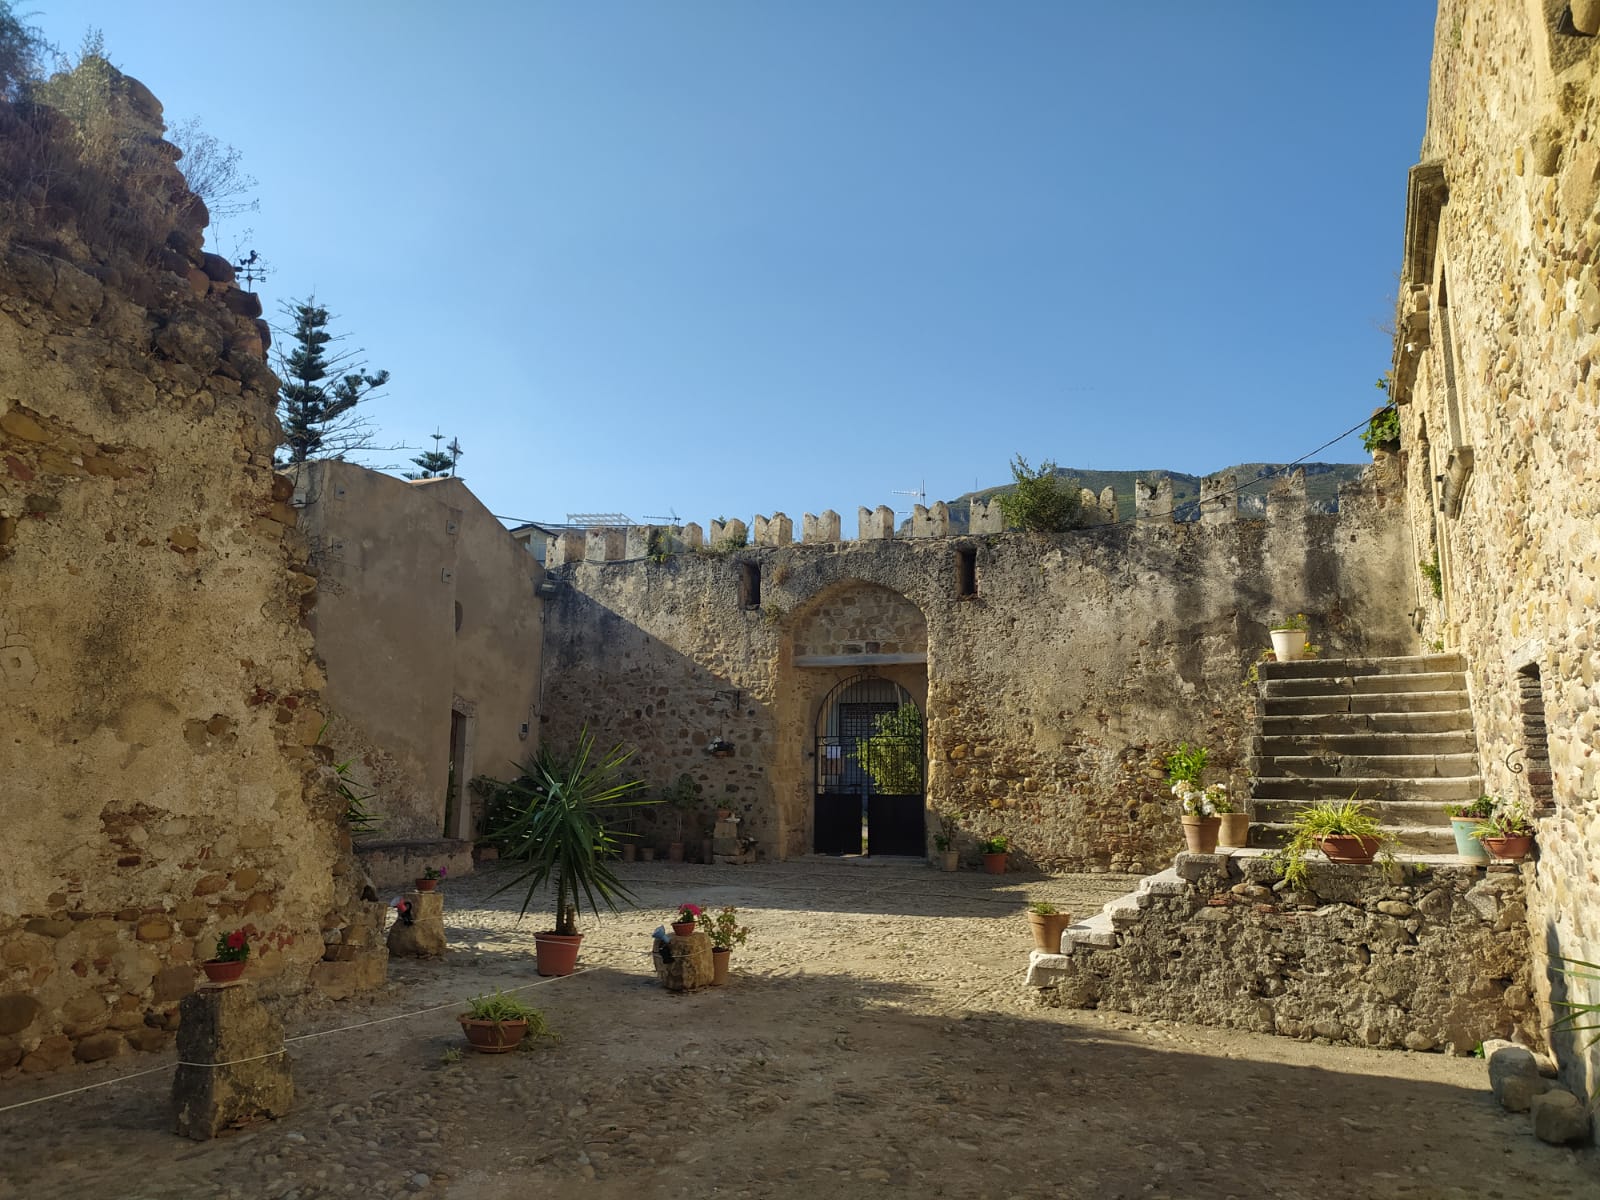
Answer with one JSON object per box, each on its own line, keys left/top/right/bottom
{"left": 738, "top": 561, "right": 761, "bottom": 609}
{"left": 1517, "top": 663, "right": 1552, "bottom": 810}
{"left": 454, "top": 601, "right": 463, "bottom": 633}
{"left": 955, "top": 546, "right": 977, "bottom": 598}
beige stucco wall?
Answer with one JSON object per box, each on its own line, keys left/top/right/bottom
{"left": 540, "top": 471, "right": 1414, "bottom": 869}
{"left": 295, "top": 462, "right": 544, "bottom": 845}
{"left": 1391, "top": 0, "right": 1600, "bottom": 1107}
{"left": 0, "top": 72, "right": 381, "bottom": 1076}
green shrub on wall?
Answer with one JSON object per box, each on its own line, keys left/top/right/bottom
{"left": 996, "top": 455, "right": 1083, "bottom": 533}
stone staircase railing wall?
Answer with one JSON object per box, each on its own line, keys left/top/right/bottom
{"left": 1026, "top": 851, "right": 1535, "bottom": 1053}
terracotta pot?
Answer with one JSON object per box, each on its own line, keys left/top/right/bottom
{"left": 459, "top": 1016, "right": 528, "bottom": 1053}
{"left": 711, "top": 948, "right": 731, "bottom": 986}
{"left": 640, "top": 848, "right": 656, "bottom": 862}
{"left": 671, "top": 921, "right": 696, "bottom": 937}
{"left": 1027, "top": 910, "right": 1073, "bottom": 953}
{"left": 1480, "top": 834, "right": 1533, "bottom": 862}
{"left": 1180, "top": 815, "right": 1221, "bottom": 854}
{"left": 1450, "top": 817, "right": 1489, "bottom": 862}
{"left": 1217, "top": 813, "right": 1250, "bottom": 848}
{"left": 415, "top": 878, "right": 438, "bottom": 892}
{"left": 1270, "top": 629, "right": 1308, "bottom": 661}
{"left": 1318, "top": 834, "right": 1381, "bottom": 863}
{"left": 201, "top": 959, "right": 246, "bottom": 984}
{"left": 716, "top": 809, "right": 733, "bottom": 820}
{"left": 939, "top": 849, "right": 959, "bottom": 872}
{"left": 621, "top": 843, "right": 637, "bottom": 862}
{"left": 667, "top": 842, "right": 685, "bottom": 863}
{"left": 982, "top": 852, "right": 1007, "bottom": 875}
{"left": 534, "top": 931, "right": 583, "bottom": 977}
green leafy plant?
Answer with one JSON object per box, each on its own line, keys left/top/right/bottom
{"left": 1360, "top": 403, "right": 1401, "bottom": 453}
{"left": 487, "top": 729, "right": 659, "bottom": 933}
{"left": 1420, "top": 551, "right": 1442, "bottom": 599}
{"left": 1472, "top": 796, "right": 1533, "bottom": 840}
{"left": 1271, "top": 796, "right": 1395, "bottom": 889}
{"left": 851, "top": 703, "right": 924, "bottom": 795}
{"left": 1027, "top": 901, "right": 1059, "bottom": 916}
{"left": 706, "top": 905, "right": 750, "bottom": 951}
{"left": 333, "top": 758, "right": 383, "bottom": 834}
{"left": 421, "top": 866, "right": 444, "bottom": 881}
{"left": 1271, "top": 613, "right": 1309, "bottom": 632}
{"left": 1164, "top": 743, "right": 1209, "bottom": 785}
{"left": 932, "top": 809, "right": 959, "bottom": 853}
{"left": 995, "top": 454, "right": 1083, "bottom": 533}
{"left": 1242, "top": 648, "right": 1276, "bottom": 691}
{"left": 1549, "top": 956, "right": 1600, "bottom": 1082}
{"left": 979, "top": 835, "right": 1008, "bottom": 855}
{"left": 462, "top": 989, "right": 559, "bottom": 1045}
{"left": 1444, "top": 795, "right": 1494, "bottom": 821}
{"left": 212, "top": 929, "right": 250, "bottom": 964}
{"left": 662, "top": 772, "right": 701, "bottom": 843}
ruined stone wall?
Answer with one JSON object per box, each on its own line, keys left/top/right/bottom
{"left": 0, "top": 72, "right": 381, "bottom": 1077}
{"left": 539, "top": 467, "right": 1415, "bottom": 869}
{"left": 1389, "top": 0, "right": 1600, "bottom": 1106}
{"left": 1027, "top": 853, "right": 1535, "bottom": 1054}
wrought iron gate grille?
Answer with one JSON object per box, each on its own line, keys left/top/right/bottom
{"left": 813, "top": 675, "right": 925, "bottom": 856}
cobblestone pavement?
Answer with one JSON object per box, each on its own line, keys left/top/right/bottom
{"left": 1, "top": 858, "right": 1595, "bottom": 1199}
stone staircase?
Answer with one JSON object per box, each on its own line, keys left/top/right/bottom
{"left": 1248, "top": 652, "right": 1481, "bottom": 855}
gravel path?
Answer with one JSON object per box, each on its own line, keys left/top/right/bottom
{"left": 0, "top": 858, "right": 1594, "bottom": 1199}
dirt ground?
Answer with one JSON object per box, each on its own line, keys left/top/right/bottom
{"left": 0, "top": 858, "right": 1594, "bottom": 1200}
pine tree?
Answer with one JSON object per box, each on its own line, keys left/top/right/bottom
{"left": 405, "top": 432, "right": 463, "bottom": 480}
{"left": 275, "top": 298, "right": 390, "bottom": 465}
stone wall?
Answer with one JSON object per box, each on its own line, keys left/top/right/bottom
{"left": 293, "top": 462, "right": 545, "bottom": 857}
{"left": 0, "top": 69, "right": 382, "bottom": 1076}
{"left": 539, "top": 467, "right": 1416, "bottom": 868}
{"left": 1026, "top": 852, "right": 1535, "bottom": 1054}
{"left": 1389, "top": 0, "right": 1600, "bottom": 1107}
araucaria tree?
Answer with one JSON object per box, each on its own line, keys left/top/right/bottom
{"left": 275, "top": 298, "right": 390, "bottom": 465}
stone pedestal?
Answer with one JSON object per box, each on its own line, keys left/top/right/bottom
{"left": 386, "top": 889, "right": 446, "bottom": 958}
{"left": 654, "top": 931, "right": 713, "bottom": 991}
{"left": 712, "top": 815, "right": 753, "bottom": 865}
{"left": 172, "top": 986, "right": 292, "bottom": 1139}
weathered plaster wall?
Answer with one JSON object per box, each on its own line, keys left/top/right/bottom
{"left": 540, "top": 470, "right": 1415, "bottom": 869}
{"left": 0, "top": 73, "right": 382, "bottom": 1076}
{"left": 295, "top": 462, "right": 544, "bottom": 850}
{"left": 1390, "top": 0, "right": 1600, "bottom": 1106}
{"left": 1028, "top": 853, "right": 1534, "bottom": 1054}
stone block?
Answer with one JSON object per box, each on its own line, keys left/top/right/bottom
{"left": 1486, "top": 1040, "right": 1546, "bottom": 1112}
{"left": 1530, "top": 1088, "right": 1591, "bottom": 1145}
{"left": 21, "top": 1035, "right": 73, "bottom": 1073}
{"left": 73, "top": 1031, "right": 124, "bottom": 1063}
{"left": 1575, "top": 0, "right": 1600, "bottom": 34}
{"left": 386, "top": 890, "right": 446, "bottom": 958}
{"left": 654, "top": 931, "right": 713, "bottom": 991}
{"left": 0, "top": 992, "right": 41, "bottom": 1035}
{"left": 172, "top": 986, "right": 293, "bottom": 1140}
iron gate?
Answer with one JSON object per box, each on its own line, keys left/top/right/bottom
{"left": 813, "top": 676, "right": 925, "bottom": 856}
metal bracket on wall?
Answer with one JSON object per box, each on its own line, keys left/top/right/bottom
{"left": 441, "top": 567, "right": 454, "bottom": 583}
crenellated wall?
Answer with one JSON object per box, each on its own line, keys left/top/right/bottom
{"left": 1388, "top": 0, "right": 1600, "bottom": 1115}
{"left": 538, "top": 465, "right": 1416, "bottom": 869}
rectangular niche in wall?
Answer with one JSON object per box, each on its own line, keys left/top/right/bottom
{"left": 954, "top": 546, "right": 977, "bottom": 598}
{"left": 738, "top": 561, "right": 761, "bottom": 609}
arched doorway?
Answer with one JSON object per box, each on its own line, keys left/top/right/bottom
{"left": 813, "top": 673, "right": 925, "bottom": 856}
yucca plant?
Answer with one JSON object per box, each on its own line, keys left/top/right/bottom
{"left": 1272, "top": 795, "right": 1395, "bottom": 889}
{"left": 1549, "top": 955, "right": 1600, "bottom": 1096}
{"left": 488, "top": 729, "right": 658, "bottom": 934}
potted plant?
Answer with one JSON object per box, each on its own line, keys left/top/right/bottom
{"left": 979, "top": 835, "right": 1009, "bottom": 875}
{"left": 489, "top": 728, "right": 660, "bottom": 976}
{"left": 1269, "top": 613, "right": 1310, "bottom": 662}
{"left": 932, "top": 809, "right": 960, "bottom": 872}
{"left": 416, "top": 865, "right": 445, "bottom": 892}
{"left": 458, "top": 989, "right": 556, "bottom": 1054}
{"left": 661, "top": 773, "right": 700, "bottom": 863}
{"left": 1026, "top": 901, "right": 1072, "bottom": 953}
{"left": 708, "top": 738, "right": 735, "bottom": 758}
{"left": 1212, "top": 785, "right": 1249, "bottom": 849}
{"left": 706, "top": 905, "right": 750, "bottom": 985}
{"left": 201, "top": 929, "right": 250, "bottom": 984}
{"left": 1273, "top": 796, "right": 1396, "bottom": 889}
{"left": 1473, "top": 797, "right": 1534, "bottom": 862}
{"left": 1444, "top": 795, "right": 1494, "bottom": 861}
{"left": 671, "top": 902, "right": 703, "bottom": 936}
{"left": 1167, "top": 743, "right": 1221, "bottom": 854}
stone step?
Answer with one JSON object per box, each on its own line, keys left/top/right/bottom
{"left": 1258, "top": 653, "right": 1465, "bottom": 680}
{"left": 1261, "top": 671, "right": 1465, "bottom": 698}
{"left": 1248, "top": 774, "right": 1483, "bottom": 802}
{"left": 1260, "top": 690, "right": 1470, "bottom": 715}
{"left": 1250, "top": 796, "right": 1460, "bottom": 829}
{"left": 1257, "top": 730, "right": 1478, "bottom": 756}
{"left": 1250, "top": 820, "right": 1461, "bottom": 856}
{"left": 1252, "top": 752, "right": 1482, "bottom": 779}
{"left": 1259, "top": 709, "right": 1475, "bottom": 735}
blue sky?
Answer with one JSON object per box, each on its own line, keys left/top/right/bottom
{"left": 35, "top": 2, "right": 1438, "bottom": 529}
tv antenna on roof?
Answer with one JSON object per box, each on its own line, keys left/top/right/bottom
{"left": 641, "top": 509, "right": 680, "bottom": 524}
{"left": 891, "top": 479, "right": 926, "bottom": 515}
